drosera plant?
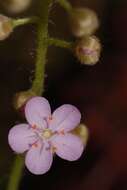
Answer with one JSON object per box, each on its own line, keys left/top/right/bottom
{"left": 0, "top": 0, "right": 101, "bottom": 190}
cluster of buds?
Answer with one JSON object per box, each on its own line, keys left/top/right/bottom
{"left": 0, "top": 4, "right": 102, "bottom": 113}
{"left": 69, "top": 7, "right": 101, "bottom": 65}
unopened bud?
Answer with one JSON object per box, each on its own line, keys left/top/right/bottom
{"left": 13, "top": 90, "right": 36, "bottom": 110}
{"left": 3, "top": 0, "right": 32, "bottom": 14}
{"left": 74, "top": 36, "right": 101, "bottom": 65}
{"left": 72, "top": 124, "right": 89, "bottom": 145}
{"left": 69, "top": 7, "right": 99, "bottom": 37}
{"left": 0, "top": 15, "right": 13, "bottom": 40}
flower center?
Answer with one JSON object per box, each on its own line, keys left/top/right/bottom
{"left": 42, "top": 129, "right": 52, "bottom": 139}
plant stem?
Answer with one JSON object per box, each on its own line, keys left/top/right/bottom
{"left": 31, "top": 0, "right": 52, "bottom": 95}
{"left": 56, "top": 0, "right": 72, "bottom": 13}
{"left": 7, "top": 1, "right": 52, "bottom": 190}
{"left": 47, "top": 37, "right": 73, "bottom": 50}
{"left": 12, "top": 17, "right": 39, "bottom": 28}
{"left": 7, "top": 156, "right": 24, "bottom": 190}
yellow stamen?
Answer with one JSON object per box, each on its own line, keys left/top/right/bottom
{"left": 42, "top": 129, "right": 52, "bottom": 139}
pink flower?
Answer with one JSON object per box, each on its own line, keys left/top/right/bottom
{"left": 8, "top": 97, "right": 84, "bottom": 175}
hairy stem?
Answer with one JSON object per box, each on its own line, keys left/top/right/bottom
{"left": 31, "top": 0, "right": 52, "bottom": 95}
{"left": 7, "top": 156, "right": 24, "bottom": 190}
{"left": 7, "top": 1, "right": 52, "bottom": 190}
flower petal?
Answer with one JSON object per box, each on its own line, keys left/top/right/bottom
{"left": 51, "top": 133, "right": 84, "bottom": 161}
{"left": 8, "top": 124, "right": 37, "bottom": 153}
{"left": 25, "top": 141, "right": 53, "bottom": 175}
{"left": 25, "top": 97, "right": 51, "bottom": 129}
{"left": 49, "top": 104, "right": 81, "bottom": 132}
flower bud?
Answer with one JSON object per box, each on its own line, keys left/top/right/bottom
{"left": 69, "top": 7, "right": 99, "bottom": 37}
{"left": 0, "top": 15, "right": 13, "bottom": 40}
{"left": 74, "top": 36, "right": 101, "bottom": 65}
{"left": 72, "top": 124, "right": 89, "bottom": 145}
{"left": 13, "top": 90, "right": 36, "bottom": 110}
{"left": 3, "top": 0, "right": 32, "bottom": 14}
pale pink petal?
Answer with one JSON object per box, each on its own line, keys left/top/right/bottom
{"left": 25, "top": 141, "right": 53, "bottom": 175}
{"left": 8, "top": 124, "right": 37, "bottom": 153}
{"left": 51, "top": 133, "right": 84, "bottom": 161}
{"left": 25, "top": 97, "right": 51, "bottom": 129}
{"left": 49, "top": 105, "right": 81, "bottom": 132}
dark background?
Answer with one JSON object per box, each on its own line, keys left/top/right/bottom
{"left": 1, "top": 0, "right": 127, "bottom": 189}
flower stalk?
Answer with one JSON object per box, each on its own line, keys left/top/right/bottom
{"left": 7, "top": 0, "right": 52, "bottom": 190}
{"left": 47, "top": 37, "right": 73, "bottom": 50}
{"left": 12, "top": 17, "right": 39, "bottom": 28}
{"left": 56, "top": 0, "right": 72, "bottom": 13}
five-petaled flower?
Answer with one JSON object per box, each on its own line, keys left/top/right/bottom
{"left": 8, "top": 97, "right": 84, "bottom": 175}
